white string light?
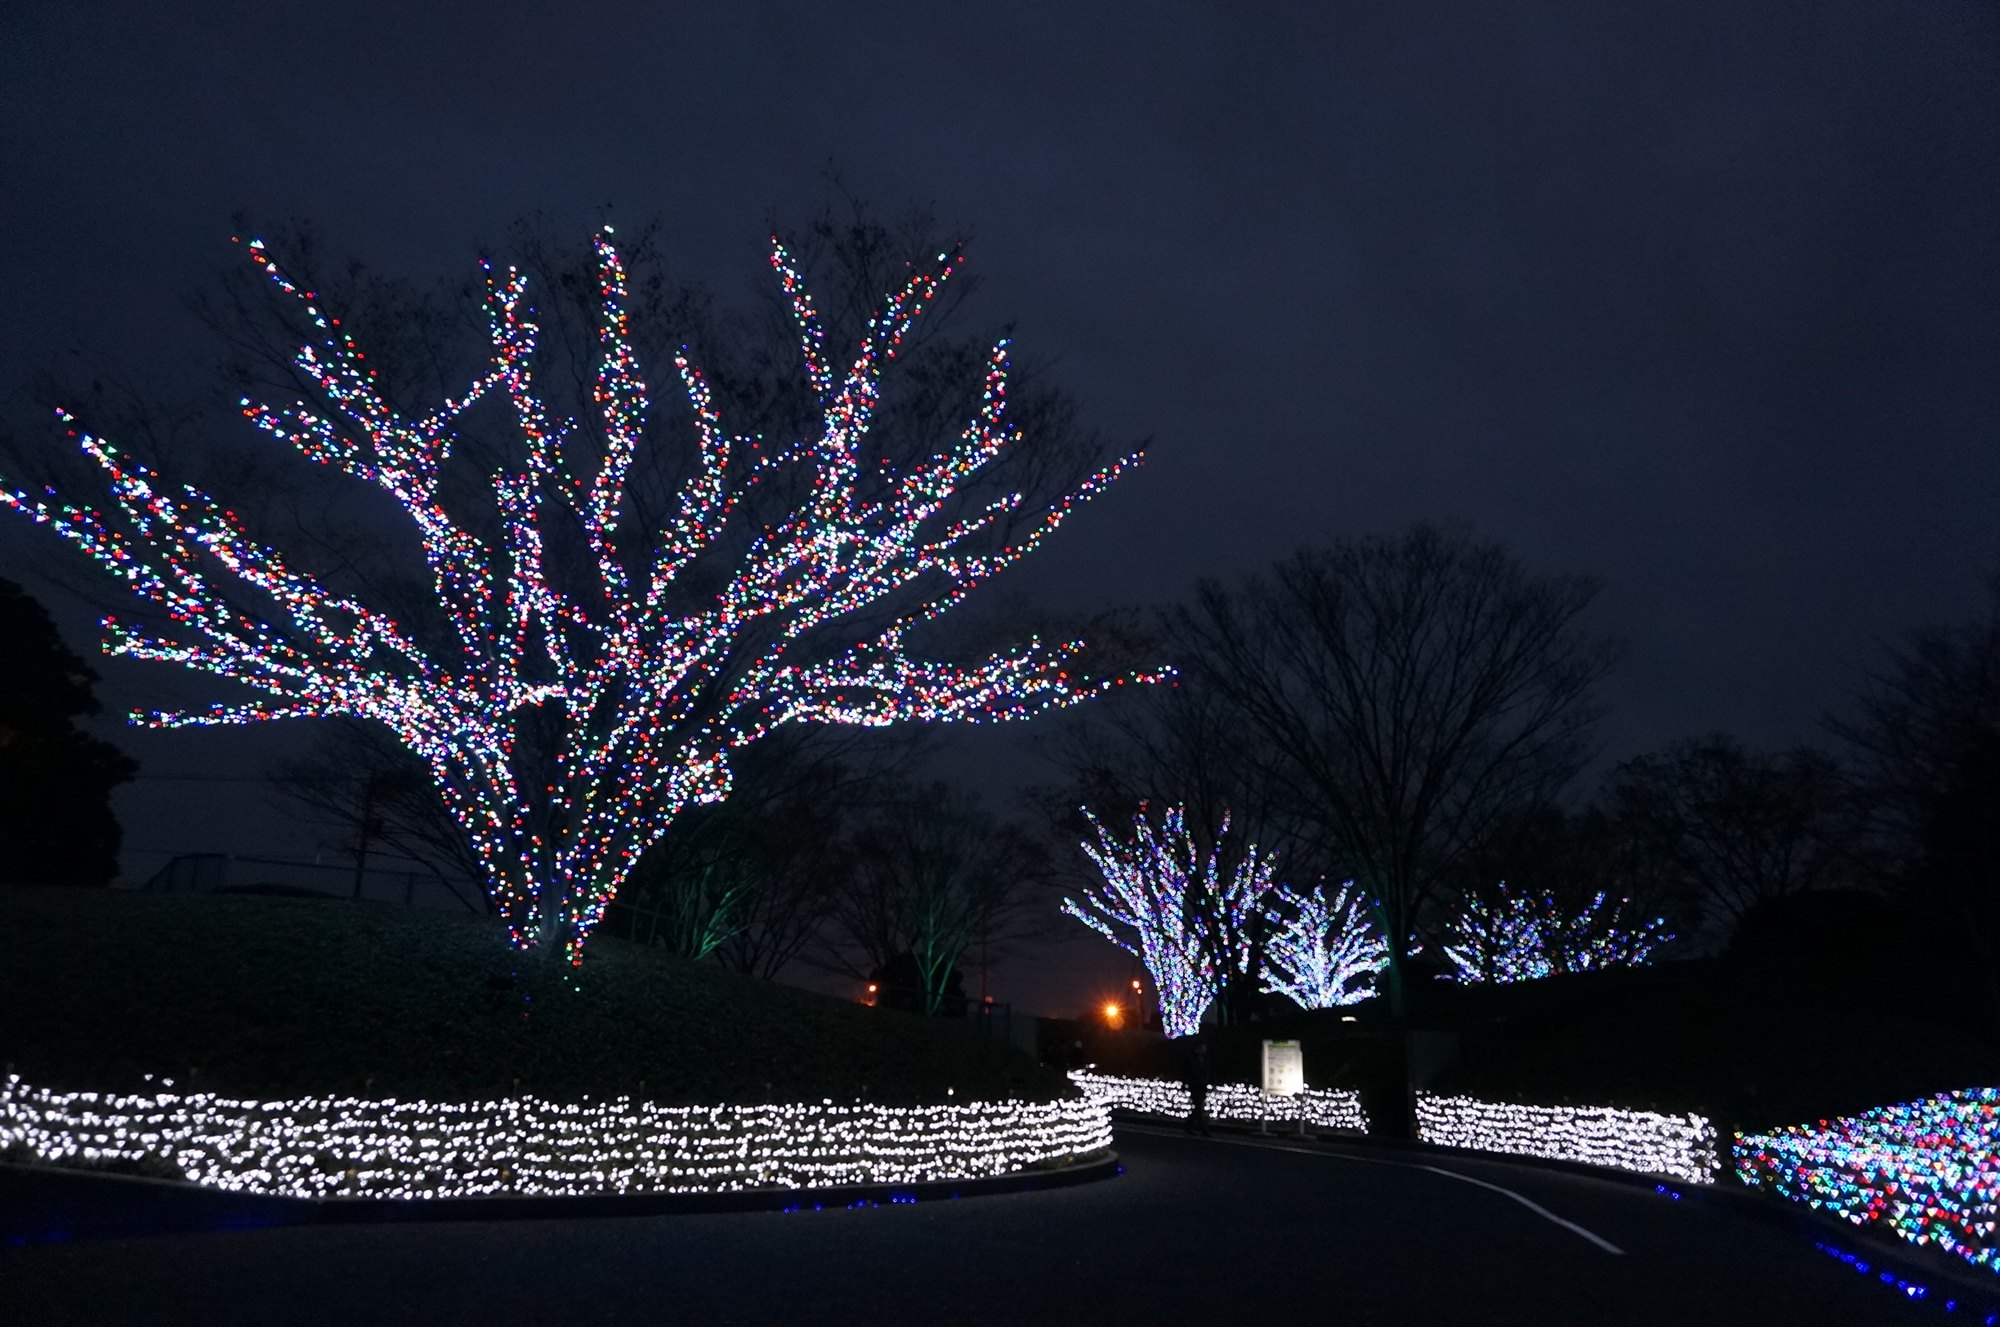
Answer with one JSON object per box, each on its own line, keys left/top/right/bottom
{"left": 1261, "top": 879, "right": 1387, "bottom": 1009}
{"left": 1415, "top": 1092, "right": 1718, "bottom": 1184}
{"left": 1069, "top": 1070, "right": 1368, "bottom": 1133}
{"left": 0, "top": 1074, "right": 1111, "bottom": 1199}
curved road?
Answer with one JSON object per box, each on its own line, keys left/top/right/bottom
{"left": 1, "top": 1127, "right": 1932, "bottom": 1324}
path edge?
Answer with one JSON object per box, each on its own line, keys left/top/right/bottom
{"left": 1, "top": 1149, "right": 1120, "bottom": 1245}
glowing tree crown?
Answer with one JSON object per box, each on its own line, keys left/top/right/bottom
{"left": 1260, "top": 879, "right": 1387, "bottom": 1009}
{"left": 1442, "top": 885, "right": 1671, "bottom": 984}
{"left": 3, "top": 228, "right": 1154, "bottom": 961}
{"left": 1065, "top": 804, "right": 1275, "bottom": 1038}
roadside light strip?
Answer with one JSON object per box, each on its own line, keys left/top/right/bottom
{"left": 1416, "top": 1092, "right": 1719, "bottom": 1185}
{"left": 1068, "top": 1070, "right": 1368, "bottom": 1132}
{"left": 1735, "top": 1087, "right": 2000, "bottom": 1275}
{"left": 0, "top": 1075, "right": 1111, "bottom": 1199}
{"left": 1071, "top": 1072, "right": 1715, "bottom": 1182}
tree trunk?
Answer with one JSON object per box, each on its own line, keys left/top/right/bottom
{"left": 351, "top": 777, "right": 376, "bottom": 901}
{"left": 1370, "top": 879, "right": 1418, "bottom": 1139}
{"left": 1383, "top": 944, "right": 1410, "bottom": 1023}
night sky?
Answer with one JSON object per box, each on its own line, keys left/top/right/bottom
{"left": 4, "top": 2, "right": 1998, "bottom": 1012}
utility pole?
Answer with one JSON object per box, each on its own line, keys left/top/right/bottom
{"left": 351, "top": 775, "right": 376, "bottom": 901}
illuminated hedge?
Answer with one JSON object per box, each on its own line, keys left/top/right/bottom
{"left": 1735, "top": 1087, "right": 2000, "bottom": 1273}
{"left": 0, "top": 1075, "right": 1111, "bottom": 1199}
{"left": 1416, "top": 1092, "right": 1718, "bottom": 1184}
{"left": 1069, "top": 1070, "right": 1368, "bottom": 1133}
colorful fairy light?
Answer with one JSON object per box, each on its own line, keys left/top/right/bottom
{"left": 1735, "top": 1088, "right": 2000, "bottom": 1275}
{"left": 1063, "top": 806, "right": 1276, "bottom": 1038}
{"left": 1442, "top": 891, "right": 1556, "bottom": 983}
{"left": 1442, "top": 886, "right": 1672, "bottom": 984}
{"left": 1416, "top": 1092, "right": 1719, "bottom": 1184}
{"left": 1261, "top": 879, "right": 1387, "bottom": 1009}
{"left": 0, "top": 231, "right": 1160, "bottom": 963}
{"left": 0, "top": 1074, "right": 1111, "bottom": 1199}
{"left": 1812, "top": 1241, "right": 1955, "bottom": 1309}
{"left": 1069, "top": 1070, "right": 1368, "bottom": 1133}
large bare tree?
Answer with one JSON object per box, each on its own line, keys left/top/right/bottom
{"left": 609, "top": 725, "right": 916, "bottom": 973}
{"left": 266, "top": 718, "right": 490, "bottom": 910}
{"left": 1039, "top": 615, "right": 1310, "bottom": 1023}
{"left": 1604, "top": 735, "right": 1854, "bottom": 947}
{"left": 827, "top": 783, "right": 1046, "bottom": 1016}
{"left": 1170, "top": 524, "right": 1616, "bottom": 1017}
{"left": 1836, "top": 598, "right": 2000, "bottom": 1023}
{"left": 2, "top": 210, "right": 1151, "bottom": 963}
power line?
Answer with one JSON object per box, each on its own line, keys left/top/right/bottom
{"left": 134, "top": 773, "right": 271, "bottom": 782}
{"left": 135, "top": 772, "right": 372, "bottom": 783}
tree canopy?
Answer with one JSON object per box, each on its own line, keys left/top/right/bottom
{"left": 0, "top": 577, "right": 136, "bottom": 886}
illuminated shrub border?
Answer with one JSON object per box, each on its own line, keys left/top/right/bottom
{"left": 1735, "top": 1087, "right": 2000, "bottom": 1274}
{"left": 0, "top": 1075, "right": 1112, "bottom": 1200}
{"left": 1067, "top": 1070, "right": 1719, "bottom": 1185}
{"left": 1069, "top": 1070, "right": 1369, "bottom": 1133}
{"left": 1415, "top": 1092, "right": 1719, "bottom": 1185}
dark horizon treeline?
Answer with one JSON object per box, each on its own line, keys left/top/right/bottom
{"left": 9, "top": 518, "right": 2000, "bottom": 1030}
{"left": 260, "top": 715, "right": 1057, "bottom": 1019}
{"left": 229, "top": 521, "right": 2000, "bottom": 1036}
{"left": 1043, "top": 523, "right": 2000, "bottom": 1036}
{"left": 4, "top": 198, "right": 1996, "bottom": 1031}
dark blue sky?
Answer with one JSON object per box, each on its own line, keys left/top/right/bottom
{"left": 4, "top": 2, "right": 1998, "bottom": 1011}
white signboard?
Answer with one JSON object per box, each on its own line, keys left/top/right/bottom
{"left": 1262, "top": 1039, "right": 1304, "bottom": 1097}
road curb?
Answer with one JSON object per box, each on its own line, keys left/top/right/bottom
{"left": 1115, "top": 1111, "right": 2000, "bottom": 1313}
{"left": 1, "top": 1150, "right": 1121, "bottom": 1246}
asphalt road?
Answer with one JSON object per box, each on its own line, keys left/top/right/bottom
{"left": 0, "top": 1127, "right": 1935, "bottom": 1325}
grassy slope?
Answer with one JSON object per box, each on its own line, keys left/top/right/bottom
{"left": 0, "top": 885, "right": 1069, "bottom": 1106}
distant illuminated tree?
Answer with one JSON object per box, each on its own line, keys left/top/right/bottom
{"left": 1549, "top": 891, "right": 1675, "bottom": 973}
{"left": 1443, "top": 884, "right": 1671, "bottom": 984}
{"left": 1261, "top": 879, "right": 1387, "bottom": 1008}
{"left": 1444, "top": 888, "right": 1552, "bottom": 984}
{"left": 1063, "top": 804, "right": 1276, "bottom": 1037}
{"left": 1, "top": 228, "right": 1152, "bottom": 962}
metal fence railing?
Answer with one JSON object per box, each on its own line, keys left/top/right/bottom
{"left": 141, "top": 852, "right": 483, "bottom": 913}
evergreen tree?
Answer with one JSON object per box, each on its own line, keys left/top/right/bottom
{"left": 0, "top": 578, "right": 136, "bottom": 885}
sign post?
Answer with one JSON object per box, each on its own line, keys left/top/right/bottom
{"left": 1261, "top": 1039, "right": 1305, "bottom": 1135}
